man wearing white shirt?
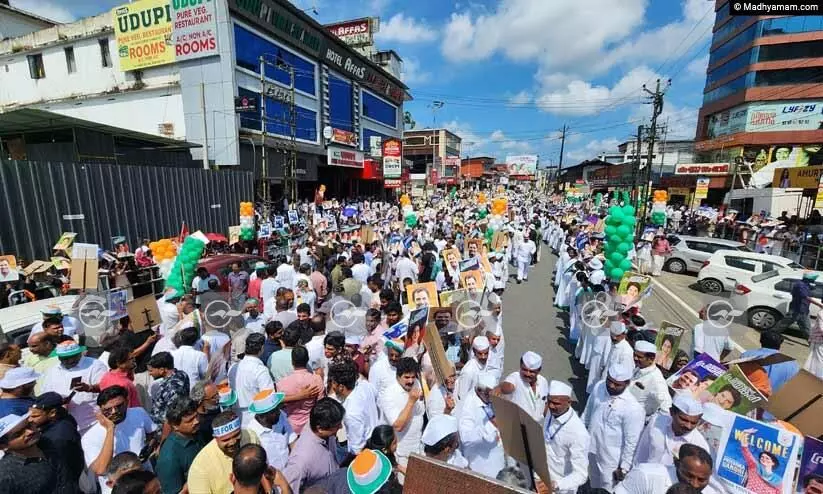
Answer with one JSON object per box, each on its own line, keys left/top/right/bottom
{"left": 276, "top": 257, "right": 296, "bottom": 289}
{"left": 486, "top": 328, "right": 505, "bottom": 381}
{"left": 328, "top": 358, "right": 381, "bottom": 454}
{"left": 615, "top": 444, "right": 717, "bottom": 494}
{"left": 378, "top": 357, "right": 425, "bottom": 469}
{"left": 259, "top": 266, "right": 280, "bottom": 311}
{"left": 395, "top": 253, "right": 418, "bottom": 285}
{"left": 351, "top": 253, "right": 370, "bottom": 285}
{"left": 514, "top": 234, "right": 536, "bottom": 283}
{"left": 692, "top": 306, "right": 733, "bottom": 362}
{"left": 602, "top": 322, "right": 634, "bottom": 382}
{"left": 422, "top": 414, "right": 468, "bottom": 468}
{"left": 458, "top": 372, "right": 505, "bottom": 479}
{"left": 158, "top": 290, "right": 182, "bottom": 336}
{"left": 455, "top": 336, "right": 490, "bottom": 402}
{"left": 171, "top": 327, "right": 207, "bottom": 390}
{"left": 543, "top": 380, "right": 589, "bottom": 494}
{"left": 29, "top": 306, "right": 83, "bottom": 342}
{"left": 244, "top": 389, "right": 293, "bottom": 470}
{"left": 230, "top": 333, "right": 275, "bottom": 425}
{"left": 242, "top": 299, "right": 266, "bottom": 334}
{"left": 632, "top": 394, "right": 710, "bottom": 467}
{"left": 495, "top": 351, "right": 548, "bottom": 422}
{"left": 369, "top": 340, "right": 404, "bottom": 401}
{"left": 426, "top": 364, "right": 457, "bottom": 418}
{"left": 584, "top": 361, "right": 646, "bottom": 492}
{"left": 630, "top": 341, "right": 673, "bottom": 419}
{"left": 40, "top": 340, "right": 107, "bottom": 433}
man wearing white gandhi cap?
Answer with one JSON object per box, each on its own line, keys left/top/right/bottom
{"left": 632, "top": 392, "right": 710, "bottom": 467}
{"left": 422, "top": 414, "right": 469, "bottom": 468}
{"left": 583, "top": 361, "right": 645, "bottom": 492}
{"left": 458, "top": 372, "right": 505, "bottom": 479}
{"left": 495, "top": 351, "right": 548, "bottom": 421}
{"left": 543, "top": 380, "right": 590, "bottom": 494}
{"left": 629, "top": 340, "right": 672, "bottom": 419}
{"left": 455, "top": 336, "right": 490, "bottom": 402}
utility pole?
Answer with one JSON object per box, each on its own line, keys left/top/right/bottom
{"left": 284, "top": 62, "right": 297, "bottom": 206}
{"left": 656, "top": 118, "right": 670, "bottom": 177}
{"left": 259, "top": 56, "right": 267, "bottom": 206}
{"left": 631, "top": 125, "right": 644, "bottom": 210}
{"left": 640, "top": 78, "right": 670, "bottom": 230}
{"left": 557, "top": 124, "right": 567, "bottom": 191}
{"left": 259, "top": 56, "right": 298, "bottom": 207}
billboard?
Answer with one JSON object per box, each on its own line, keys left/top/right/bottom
{"left": 505, "top": 155, "right": 538, "bottom": 176}
{"left": 328, "top": 146, "right": 364, "bottom": 168}
{"left": 113, "top": 0, "right": 174, "bottom": 71}
{"left": 383, "top": 138, "right": 402, "bottom": 178}
{"left": 707, "top": 101, "right": 823, "bottom": 138}
{"left": 743, "top": 144, "right": 823, "bottom": 188}
{"left": 674, "top": 163, "right": 731, "bottom": 176}
{"left": 171, "top": 0, "right": 219, "bottom": 62}
{"left": 325, "top": 18, "right": 374, "bottom": 46}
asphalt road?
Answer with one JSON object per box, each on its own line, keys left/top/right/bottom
{"left": 500, "top": 247, "right": 812, "bottom": 409}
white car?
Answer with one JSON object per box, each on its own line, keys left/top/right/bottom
{"left": 664, "top": 235, "right": 748, "bottom": 275}
{"left": 697, "top": 249, "right": 809, "bottom": 294}
{"left": 730, "top": 269, "right": 821, "bottom": 331}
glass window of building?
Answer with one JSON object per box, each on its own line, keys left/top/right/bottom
{"left": 706, "top": 49, "right": 752, "bottom": 88}
{"left": 234, "top": 25, "right": 317, "bottom": 96}
{"left": 754, "top": 66, "right": 823, "bottom": 86}
{"left": 363, "top": 128, "right": 391, "bottom": 153}
{"left": 328, "top": 74, "right": 354, "bottom": 132}
{"left": 264, "top": 97, "right": 318, "bottom": 141}
{"left": 362, "top": 91, "right": 397, "bottom": 128}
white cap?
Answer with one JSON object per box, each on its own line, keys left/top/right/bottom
{"left": 421, "top": 415, "right": 458, "bottom": 446}
{"left": 608, "top": 361, "right": 633, "bottom": 382}
{"left": 476, "top": 372, "right": 498, "bottom": 390}
{"left": 635, "top": 340, "right": 657, "bottom": 354}
{"left": 672, "top": 393, "right": 704, "bottom": 416}
{"left": 0, "top": 413, "right": 29, "bottom": 440}
{"left": 0, "top": 367, "right": 40, "bottom": 389}
{"left": 610, "top": 321, "right": 627, "bottom": 335}
{"left": 590, "top": 271, "right": 606, "bottom": 285}
{"left": 699, "top": 402, "right": 729, "bottom": 426}
{"left": 345, "top": 334, "right": 363, "bottom": 346}
{"left": 522, "top": 351, "right": 542, "bottom": 370}
{"left": 472, "top": 336, "right": 490, "bottom": 351}
{"left": 588, "top": 258, "right": 603, "bottom": 270}
{"left": 548, "top": 380, "right": 572, "bottom": 397}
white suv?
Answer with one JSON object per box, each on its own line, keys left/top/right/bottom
{"left": 697, "top": 250, "right": 808, "bottom": 294}
{"left": 664, "top": 235, "right": 749, "bottom": 275}
{"left": 730, "top": 269, "right": 822, "bottom": 331}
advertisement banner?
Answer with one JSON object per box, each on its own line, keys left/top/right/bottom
{"left": 772, "top": 165, "right": 823, "bottom": 189}
{"left": 234, "top": 95, "right": 258, "bottom": 113}
{"left": 668, "top": 187, "right": 691, "bottom": 196}
{"left": 716, "top": 414, "right": 801, "bottom": 494}
{"left": 747, "top": 101, "right": 823, "bottom": 133}
{"left": 327, "top": 146, "right": 364, "bottom": 168}
{"left": 330, "top": 128, "right": 358, "bottom": 147}
{"left": 113, "top": 0, "right": 174, "bottom": 71}
{"left": 707, "top": 106, "right": 748, "bottom": 138}
{"left": 170, "top": 0, "right": 218, "bottom": 62}
{"left": 816, "top": 174, "right": 823, "bottom": 209}
{"left": 383, "top": 138, "right": 402, "bottom": 178}
{"left": 798, "top": 436, "right": 823, "bottom": 494}
{"left": 695, "top": 177, "right": 710, "bottom": 200}
{"left": 505, "top": 155, "right": 538, "bottom": 176}
{"left": 744, "top": 144, "right": 823, "bottom": 189}
{"left": 444, "top": 157, "right": 461, "bottom": 168}
{"left": 384, "top": 179, "right": 402, "bottom": 189}
{"left": 675, "top": 163, "right": 731, "bottom": 176}
{"left": 325, "top": 18, "right": 372, "bottom": 46}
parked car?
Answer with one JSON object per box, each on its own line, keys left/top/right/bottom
{"left": 664, "top": 235, "right": 749, "bottom": 275}
{"left": 0, "top": 295, "right": 79, "bottom": 345}
{"left": 197, "top": 254, "right": 268, "bottom": 291}
{"left": 730, "top": 269, "right": 822, "bottom": 331}
{"left": 697, "top": 250, "right": 812, "bottom": 294}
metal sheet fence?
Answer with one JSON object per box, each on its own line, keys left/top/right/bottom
{"left": 0, "top": 160, "right": 253, "bottom": 261}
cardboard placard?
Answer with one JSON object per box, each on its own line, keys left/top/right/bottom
{"left": 53, "top": 232, "right": 76, "bottom": 252}
{"left": 69, "top": 243, "right": 99, "bottom": 290}
{"left": 404, "top": 454, "right": 532, "bottom": 494}
{"left": 228, "top": 225, "right": 241, "bottom": 245}
{"left": 423, "top": 316, "right": 452, "bottom": 386}
{"left": 0, "top": 255, "right": 19, "bottom": 282}
{"left": 127, "top": 295, "right": 161, "bottom": 332}
{"left": 22, "top": 260, "right": 51, "bottom": 277}
{"left": 491, "top": 231, "right": 508, "bottom": 251}
{"left": 765, "top": 370, "right": 823, "bottom": 438}
{"left": 360, "top": 226, "right": 376, "bottom": 245}
{"left": 490, "top": 395, "right": 553, "bottom": 489}
{"left": 724, "top": 352, "right": 795, "bottom": 368}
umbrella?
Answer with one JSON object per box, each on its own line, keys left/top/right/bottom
{"left": 205, "top": 232, "right": 228, "bottom": 243}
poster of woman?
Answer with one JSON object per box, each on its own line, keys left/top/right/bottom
{"left": 797, "top": 437, "right": 823, "bottom": 494}
{"left": 667, "top": 353, "right": 727, "bottom": 397}
{"left": 699, "top": 365, "right": 767, "bottom": 415}
{"left": 404, "top": 306, "right": 428, "bottom": 358}
{"left": 655, "top": 321, "right": 687, "bottom": 370}
{"left": 716, "top": 414, "right": 801, "bottom": 494}
{"left": 615, "top": 272, "right": 651, "bottom": 310}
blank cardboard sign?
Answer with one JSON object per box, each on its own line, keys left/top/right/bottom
{"left": 404, "top": 454, "right": 531, "bottom": 494}
{"left": 490, "top": 395, "right": 552, "bottom": 490}
{"left": 765, "top": 369, "right": 823, "bottom": 437}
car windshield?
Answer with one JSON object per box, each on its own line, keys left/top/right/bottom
{"left": 788, "top": 262, "right": 805, "bottom": 269}
{"left": 735, "top": 245, "right": 753, "bottom": 252}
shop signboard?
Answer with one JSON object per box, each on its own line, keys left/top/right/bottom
{"left": 383, "top": 138, "right": 402, "bottom": 178}
{"left": 325, "top": 18, "right": 373, "bottom": 46}
{"left": 668, "top": 187, "right": 691, "bottom": 196}
{"left": 234, "top": 95, "right": 258, "bottom": 113}
{"left": 695, "top": 177, "right": 710, "bottom": 200}
{"left": 746, "top": 101, "right": 823, "bottom": 133}
{"left": 370, "top": 136, "right": 383, "bottom": 157}
{"left": 362, "top": 158, "right": 382, "bottom": 179}
{"left": 674, "top": 163, "right": 730, "bottom": 176}
{"left": 505, "top": 155, "right": 538, "bottom": 176}
{"left": 327, "top": 146, "right": 364, "bottom": 168}
{"left": 330, "top": 128, "right": 358, "bottom": 147}
{"left": 112, "top": 0, "right": 174, "bottom": 71}
{"left": 815, "top": 173, "right": 823, "bottom": 208}
{"left": 384, "top": 178, "right": 402, "bottom": 189}
{"left": 170, "top": 0, "right": 219, "bottom": 62}
{"left": 707, "top": 106, "right": 747, "bottom": 138}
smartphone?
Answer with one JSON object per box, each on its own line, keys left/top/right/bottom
{"left": 70, "top": 376, "right": 82, "bottom": 390}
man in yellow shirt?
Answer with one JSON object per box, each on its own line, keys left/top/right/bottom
{"left": 188, "top": 410, "right": 258, "bottom": 494}
{"left": 24, "top": 333, "right": 58, "bottom": 394}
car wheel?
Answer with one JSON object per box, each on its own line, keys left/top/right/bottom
{"left": 665, "top": 258, "right": 687, "bottom": 274}
{"left": 748, "top": 308, "right": 780, "bottom": 331}
{"left": 699, "top": 278, "right": 724, "bottom": 295}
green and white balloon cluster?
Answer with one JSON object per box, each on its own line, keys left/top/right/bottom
{"left": 603, "top": 204, "right": 636, "bottom": 281}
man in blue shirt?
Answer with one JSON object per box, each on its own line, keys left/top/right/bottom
{"left": 739, "top": 330, "right": 799, "bottom": 394}
{"left": 776, "top": 272, "right": 822, "bottom": 338}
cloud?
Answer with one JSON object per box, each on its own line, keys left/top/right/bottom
{"left": 10, "top": 0, "right": 76, "bottom": 23}
{"left": 534, "top": 66, "right": 661, "bottom": 116}
{"left": 566, "top": 137, "right": 623, "bottom": 163}
{"left": 508, "top": 91, "right": 531, "bottom": 105}
{"left": 401, "top": 58, "right": 431, "bottom": 85}
{"left": 686, "top": 54, "right": 709, "bottom": 79}
{"left": 490, "top": 130, "right": 506, "bottom": 142}
{"left": 375, "top": 13, "right": 437, "bottom": 44}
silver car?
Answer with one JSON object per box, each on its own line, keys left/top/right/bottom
{"left": 664, "top": 235, "right": 750, "bottom": 274}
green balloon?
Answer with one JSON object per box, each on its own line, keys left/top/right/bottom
{"left": 617, "top": 225, "right": 631, "bottom": 237}
{"left": 605, "top": 225, "right": 617, "bottom": 237}
{"left": 609, "top": 206, "right": 620, "bottom": 216}
{"left": 610, "top": 251, "right": 624, "bottom": 264}
{"left": 619, "top": 259, "right": 633, "bottom": 271}
{"left": 622, "top": 205, "right": 636, "bottom": 216}
{"left": 617, "top": 242, "right": 631, "bottom": 254}
{"left": 622, "top": 216, "right": 636, "bottom": 227}
{"left": 605, "top": 259, "right": 615, "bottom": 272}
{"left": 610, "top": 267, "right": 625, "bottom": 280}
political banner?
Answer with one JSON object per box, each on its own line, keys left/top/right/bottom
{"left": 716, "top": 414, "right": 801, "bottom": 494}
{"left": 668, "top": 353, "right": 727, "bottom": 398}
{"left": 699, "top": 365, "right": 767, "bottom": 415}
{"left": 614, "top": 272, "right": 651, "bottom": 310}
{"left": 107, "top": 289, "right": 129, "bottom": 321}
{"left": 797, "top": 436, "right": 823, "bottom": 494}
{"left": 655, "top": 321, "right": 687, "bottom": 371}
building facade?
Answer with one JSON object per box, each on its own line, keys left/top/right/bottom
{"left": 403, "top": 128, "right": 462, "bottom": 186}
{"left": 596, "top": 139, "right": 695, "bottom": 174}
{"left": 0, "top": 0, "right": 408, "bottom": 199}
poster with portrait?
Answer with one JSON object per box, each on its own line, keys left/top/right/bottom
{"left": 406, "top": 282, "right": 439, "bottom": 310}
{"left": 287, "top": 210, "right": 300, "bottom": 224}
{"left": 404, "top": 306, "right": 429, "bottom": 358}
{"left": 439, "top": 289, "right": 469, "bottom": 309}
{"left": 466, "top": 239, "right": 484, "bottom": 258}
{"left": 442, "top": 248, "right": 463, "bottom": 275}
{"left": 716, "top": 414, "right": 801, "bottom": 494}
{"left": 0, "top": 255, "right": 18, "bottom": 282}
{"left": 615, "top": 272, "right": 651, "bottom": 310}
{"left": 460, "top": 270, "right": 486, "bottom": 293}
{"left": 699, "top": 365, "right": 767, "bottom": 415}
{"left": 228, "top": 226, "right": 241, "bottom": 245}
{"left": 107, "top": 289, "right": 129, "bottom": 321}
{"left": 53, "top": 232, "right": 76, "bottom": 252}
{"left": 274, "top": 216, "right": 285, "bottom": 230}
{"left": 797, "top": 437, "right": 823, "bottom": 494}
{"left": 654, "top": 321, "right": 687, "bottom": 371}
{"left": 51, "top": 256, "right": 71, "bottom": 271}
{"left": 459, "top": 257, "right": 480, "bottom": 273}
{"left": 668, "top": 353, "right": 728, "bottom": 398}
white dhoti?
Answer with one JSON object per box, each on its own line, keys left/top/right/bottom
{"left": 517, "top": 260, "right": 529, "bottom": 281}
{"left": 652, "top": 255, "right": 665, "bottom": 276}
{"left": 805, "top": 342, "right": 823, "bottom": 378}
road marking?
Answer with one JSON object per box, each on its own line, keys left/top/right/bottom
{"left": 647, "top": 275, "right": 746, "bottom": 353}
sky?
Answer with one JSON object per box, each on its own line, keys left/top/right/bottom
{"left": 10, "top": 0, "right": 716, "bottom": 168}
